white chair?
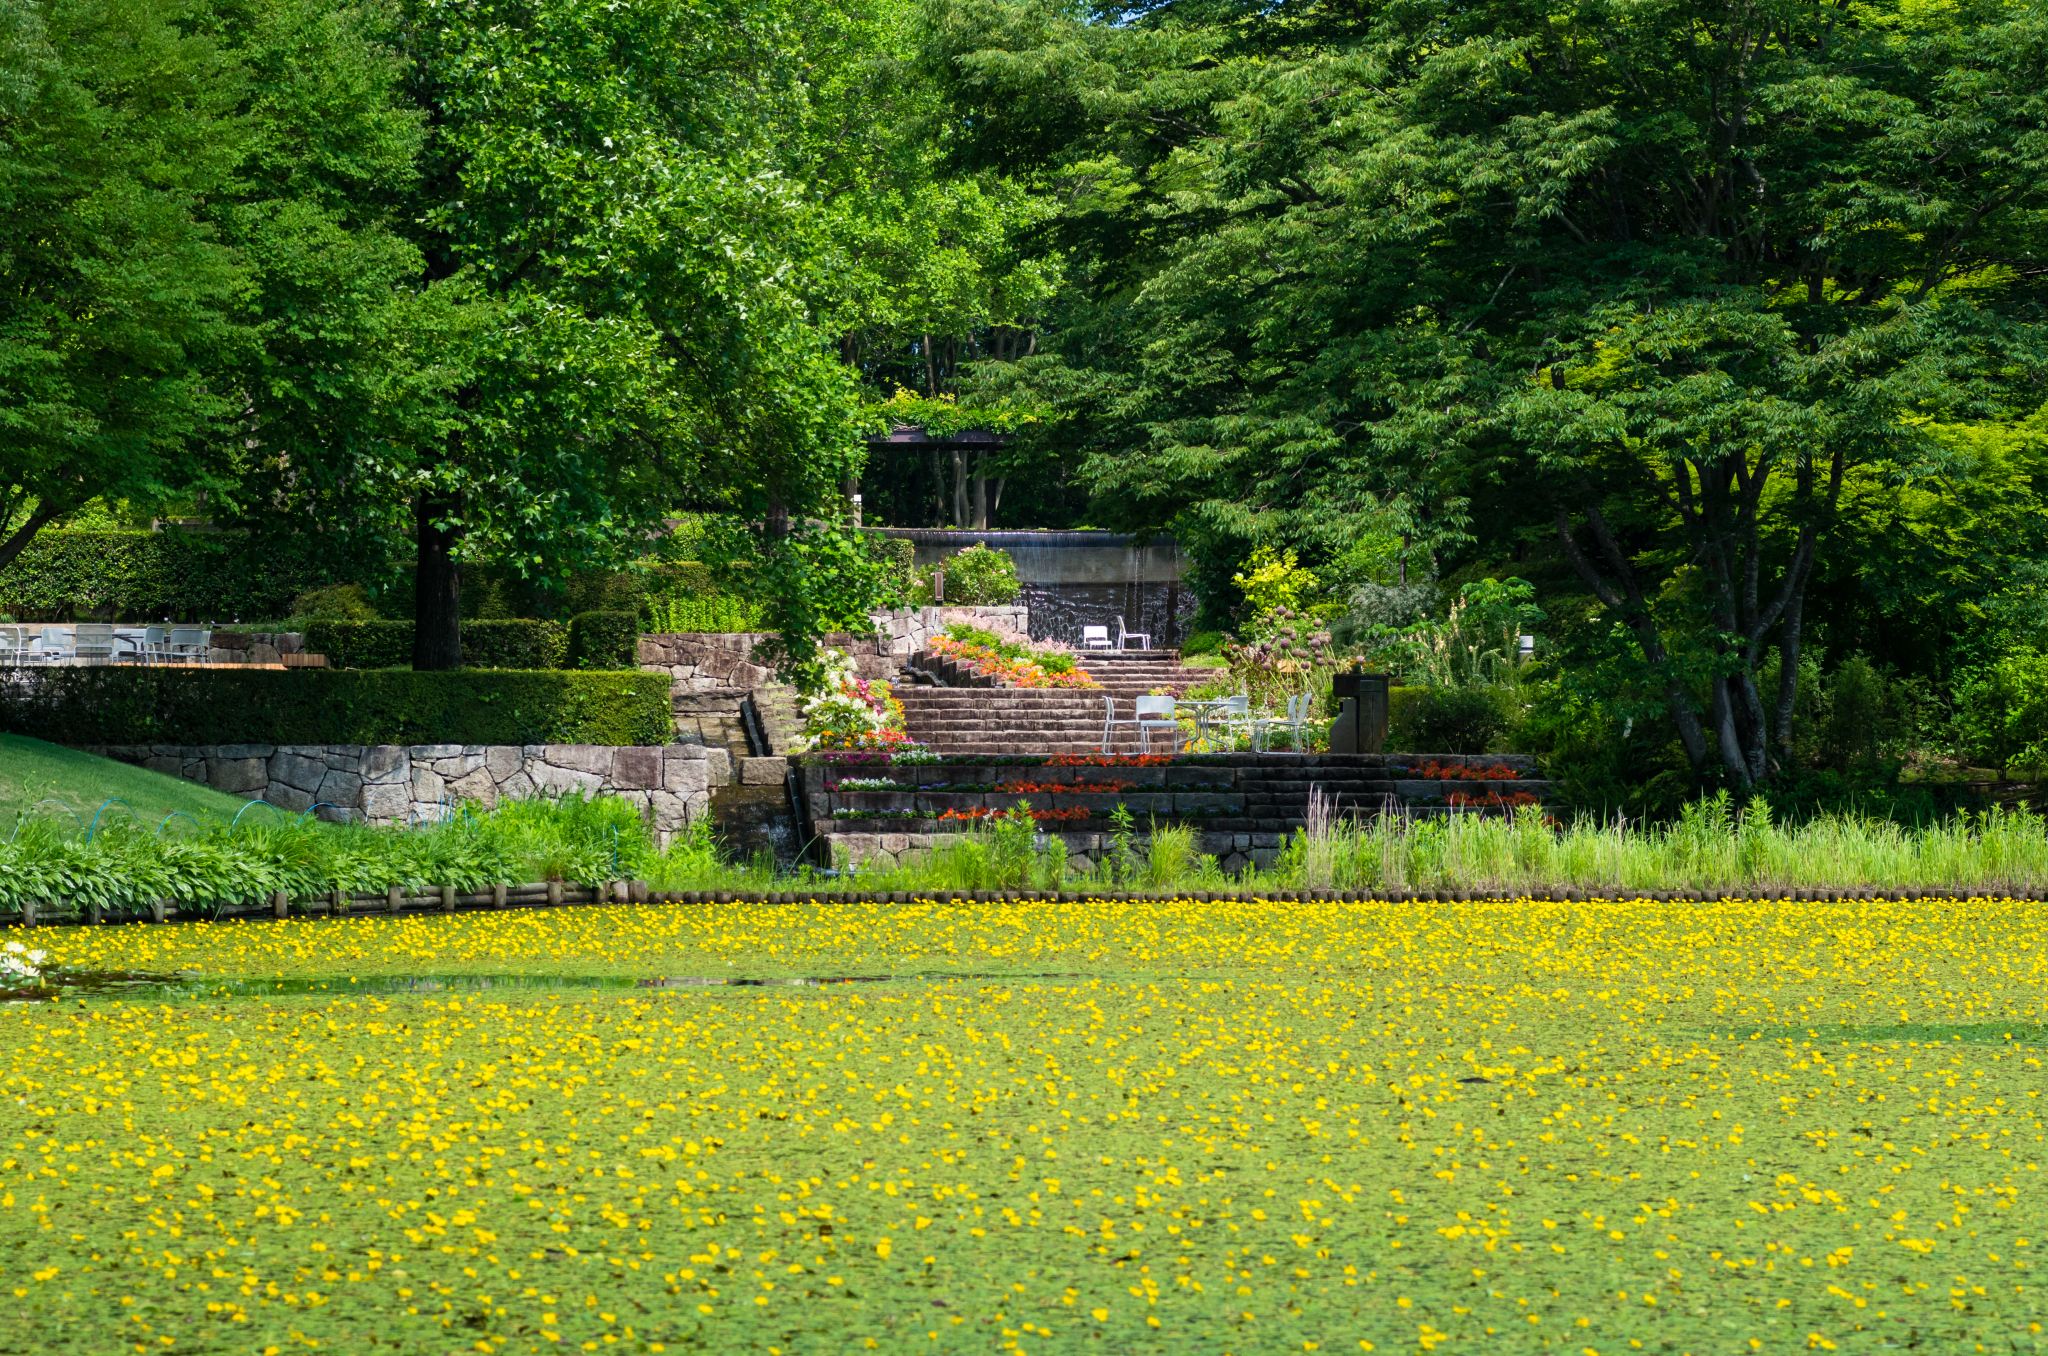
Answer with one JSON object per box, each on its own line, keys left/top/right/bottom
{"left": 1209, "top": 694, "right": 1252, "bottom": 746}
{"left": 0, "top": 626, "right": 27, "bottom": 667}
{"left": 1080, "top": 624, "right": 1112, "bottom": 650}
{"left": 167, "top": 626, "right": 211, "bottom": 665}
{"left": 73, "top": 623, "right": 116, "bottom": 663}
{"left": 35, "top": 625, "right": 74, "bottom": 663}
{"left": 136, "top": 625, "right": 169, "bottom": 665}
{"left": 1252, "top": 694, "right": 1315, "bottom": 751}
{"left": 1104, "top": 693, "right": 1181, "bottom": 754}
{"left": 1116, "top": 616, "right": 1151, "bottom": 650}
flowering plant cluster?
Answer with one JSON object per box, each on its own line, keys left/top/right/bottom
{"left": 797, "top": 649, "right": 909, "bottom": 752}
{"left": 939, "top": 805, "right": 1092, "bottom": 823}
{"left": 824, "top": 777, "right": 911, "bottom": 793}
{"left": 1048, "top": 753, "right": 1172, "bottom": 768}
{"left": 928, "top": 634, "right": 1100, "bottom": 690}
{"left": 994, "top": 779, "right": 1135, "bottom": 795}
{"left": 0, "top": 940, "right": 48, "bottom": 986}
{"left": 1446, "top": 788, "right": 1542, "bottom": 809}
{"left": 1411, "top": 760, "right": 1522, "bottom": 781}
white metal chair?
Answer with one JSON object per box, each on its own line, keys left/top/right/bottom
{"left": 1102, "top": 694, "right": 1181, "bottom": 754}
{"left": 167, "top": 626, "right": 211, "bottom": 665}
{"left": 1252, "top": 693, "right": 1315, "bottom": 751}
{"left": 1116, "top": 616, "right": 1151, "bottom": 651}
{"left": 35, "top": 625, "right": 74, "bottom": 663}
{"left": 0, "top": 626, "right": 26, "bottom": 667}
{"left": 1210, "top": 694, "right": 1252, "bottom": 746}
{"left": 136, "top": 625, "right": 169, "bottom": 665}
{"left": 1080, "top": 624, "right": 1112, "bottom": 650}
{"left": 73, "top": 623, "right": 116, "bottom": 663}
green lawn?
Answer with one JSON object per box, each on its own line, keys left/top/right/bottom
{"left": 0, "top": 734, "right": 254, "bottom": 826}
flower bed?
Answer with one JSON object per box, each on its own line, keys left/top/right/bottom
{"left": 798, "top": 650, "right": 909, "bottom": 751}
{"left": 1406, "top": 760, "right": 1522, "bottom": 781}
{"left": 994, "top": 779, "right": 1135, "bottom": 795}
{"left": 925, "top": 626, "right": 1099, "bottom": 690}
{"left": 940, "top": 805, "right": 1093, "bottom": 823}
{"left": 1445, "top": 788, "right": 1542, "bottom": 809}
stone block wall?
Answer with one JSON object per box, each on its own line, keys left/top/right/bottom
{"left": 91, "top": 743, "right": 731, "bottom": 837}
{"left": 637, "top": 605, "right": 1029, "bottom": 692}
{"left": 208, "top": 631, "right": 307, "bottom": 665}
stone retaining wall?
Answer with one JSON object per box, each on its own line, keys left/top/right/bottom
{"left": 91, "top": 743, "right": 730, "bottom": 836}
{"left": 638, "top": 605, "right": 1029, "bottom": 692}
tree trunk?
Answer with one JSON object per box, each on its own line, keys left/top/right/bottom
{"left": 950, "top": 449, "right": 967, "bottom": 526}
{"left": 0, "top": 502, "right": 65, "bottom": 576}
{"left": 413, "top": 492, "right": 462, "bottom": 671}
{"left": 969, "top": 452, "right": 989, "bottom": 530}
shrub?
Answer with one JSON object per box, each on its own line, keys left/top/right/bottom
{"left": 643, "top": 594, "right": 765, "bottom": 633}
{"left": 305, "top": 620, "right": 570, "bottom": 670}
{"left": 291, "top": 584, "right": 378, "bottom": 621}
{"left": 0, "top": 530, "right": 330, "bottom": 621}
{"left": 917, "top": 544, "right": 1022, "bottom": 605}
{"left": 0, "top": 669, "right": 673, "bottom": 745}
{"left": 567, "top": 611, "right": 639, "bottom": 670}
{"left": 1390, "top": 684, "right": 1511, "bottom": 754}
{"left": 1955, "top": 649, "right": 2048, "bottom": 776}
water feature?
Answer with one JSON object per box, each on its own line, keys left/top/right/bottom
{"left": 880, "top": 528, "right": 1196, "bottom": 648}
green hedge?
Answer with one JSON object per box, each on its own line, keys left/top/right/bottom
{"left": 0, "top": 530, "right": 328, "bottom": 622}
{"left": 567, "top": 611, "right": 638, "bottom": 669}
{"left": 305, "top": 620, "right": 570, "bottom": 670}
{"left": 0, "top": 531, "right": 741, "bottom": 628}
{"left": 1389, "top": 684, "right": 1512, "bottom": 754}
{"left": 0, "top": 670, "right": 674, "bottom": 745}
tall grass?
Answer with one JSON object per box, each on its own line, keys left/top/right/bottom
{"left": 1264, "top": 793, "right": 2048, "bottom": 895}
{"left": 9, "top": 788, "right": 2048, "bottom": 910}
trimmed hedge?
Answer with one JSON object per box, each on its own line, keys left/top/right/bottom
{"left": 1389, "top": 684, "right": 1512, "bottom": 754}
{"left": 305, "top": 619, "right": 570, "bottom": 670}
{"left": 0, "top": 669, "right": 674, "bottom": 745}
{"left": 567, "top": 610, "right": 638, "bottom": 669}
{"left": 0, "top": 531, "right": 739, "bottom": 628}
{"left": 0, "top": 530, "right": 328, "bottom": 622}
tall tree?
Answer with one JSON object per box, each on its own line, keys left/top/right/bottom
{"left": 933, "top": 0, "right": 2048, "bottom": 784}
{"left": 240, "top": 0, "right": 872, "bottom": 669}
{"left": 0, "top": 0, "right": 249, "bottom": 568}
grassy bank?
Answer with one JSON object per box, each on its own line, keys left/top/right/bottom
{"left": 7, "top": 786, "right": 2048, "bottom": 913}
{"left": 0, "top": 734, "right": 252, "bottom": 822}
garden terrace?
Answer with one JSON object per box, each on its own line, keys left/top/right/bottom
{"left": 801, "top": 752, "right": 1549, "bottom": 872}
{"left": 899, "top": 651, "right": 1222, "bottom": 753}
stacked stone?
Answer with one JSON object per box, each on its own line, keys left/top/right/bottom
{"left": 94, "top": 743, "right": 730, "bottom": 836}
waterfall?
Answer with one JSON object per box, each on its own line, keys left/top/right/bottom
{"left": 878, "top": 528, "right": 1194, "bottom": 648}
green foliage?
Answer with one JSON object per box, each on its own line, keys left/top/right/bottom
{"left": 935, "top": 0, "right": 2048, "bottom": 789}
{"left": 0, "top": 531, "right": 328, "bottom": 622}
{"left": 0, "top": 670, "right": 672, "bottom": 746}
{"left": 1954, "top": 651, "right": 2048, "bottom": 777}
{"left": 917, "top": 544, "right": 1022, "bottom": 606}
{"left": 291, "top": 585, "right": 379, "bottom": 623}
{"left": 1231, "top": 547, "right": 1324, "bottom": 635}
{"left": 305, "top": 621, "right": 570, "bottom": 671}
{"left": 1389, "top": 685, "right": 1513, "bottom": 756}
{"left": 566, "top": 612, "right": 639, "bottom": 671}
{"left": 0, "top": 793, "right": 659, "bottom": 916}
{"left": 643, "top": 595, "right": 766, "bottom": 634}
{"left": 0, "top": 0, "right": 253, "bottom": 569}
{"left": 706, "top": 520, "right": 906, "bottom": 692}
{"left": 1351, "top": 579, "right": 1544, "bottom": 688}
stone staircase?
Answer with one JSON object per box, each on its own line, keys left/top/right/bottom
{"left": 898, "top": 649, "right": 1221, "bottom": 754}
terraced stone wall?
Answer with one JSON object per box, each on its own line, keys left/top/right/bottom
{"left": 91, "top": 743, "right": 730, "bottom": 837}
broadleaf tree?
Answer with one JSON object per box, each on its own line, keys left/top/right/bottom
{"left": 931, "top": 0, "right": 2048, "bottom": 785}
